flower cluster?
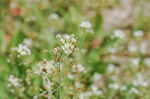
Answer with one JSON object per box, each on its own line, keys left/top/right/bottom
{"left": 34, "top": 59, "right": 56, "bottom": 76}
{"left": 8, "top": 74, "right": 22, "bottom": 87}
{"left": 79, "top": 21, "right": 91, "bottom": 28}
{"left": 56, "top": 34, "right": 76, "bottom": 55}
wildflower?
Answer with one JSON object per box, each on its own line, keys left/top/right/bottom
{"left": 128, "top": 40, "right": 138, "bottom": 52}
{"left": 113, "top": 29, "right": 125, "bottom": 39}
{"left": 79, "top": 21, "right": 91, "bottom": 28}
{"left": 23, "top": 38, "right": 33, "bottom": 47}
{"left": 144, "top": 58, "right": 150, "bottom": 67}
{"left": 107, "top": 64, "right": 115, "bottom": 73}
{"left": 56, "top": 34, "right": 76, "bottom": 55}
{"left": 67, "top": 73, "right": 74, "bottom": 79}
{"left": 48, "top": 13, "right": 59, "bottom": 20}
{"left": 34, "top": 60, "right": 56, "bottom": 76}
{"left": 130, "top": 57, "right": 140, "bottom": 66}
{"left": 139, "top": 40, "right": 148, "bottom": 54}
{"left": 91, "top": 84, "right": 102, "bottom": 95}
{"left": 133, "top": 30, "right": 143, "bottom": 37}
{"left": 92, "top": 72, "right": 102, "bottom": 82}
{"left": 129, "top": 88, "right": 139, "bottom": 94}
{"left": 120, "top": 85, "right": 127, "bottom": 91}
{"left": 77, "top": 64, "right": 86, "bottom": 73}
{"left": 8, "top": 74, "right": 22, "bottom": 87}
{"left": 11, "top": 44, "right": 31, "bottom": 57}
{"left": 109, "top": 83, "right": 120, "bottom": 90}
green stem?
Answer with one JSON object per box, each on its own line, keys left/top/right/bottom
{"left": 58, "top": 51, "right": 63, "bottom": 99}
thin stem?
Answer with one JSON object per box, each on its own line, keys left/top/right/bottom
{"left": 58, "top": 51, "right": 63, "bottom": 99}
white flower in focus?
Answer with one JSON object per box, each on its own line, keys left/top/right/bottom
{"left": 8, "top": 75, "right": 22, "bottom": 87}
{"left": 11, "top": 44, "right": 31, "bottom": 57}
{"left": 133, "top": 30, "right": 143, "bottom": 37}
{"left": 34, "top": 60, "right": 55, "bottom": 76}
{"left": 56, "top": 34, "right": 76, "bottom": 55}
{"left": 79, "top": 21, "right": 91, "bottom": 28}
{"left": 113, "top": 29, "right": 125, "bottom": 39}
{"left": 23, "top": 38, "right": 33, "bottom": 47}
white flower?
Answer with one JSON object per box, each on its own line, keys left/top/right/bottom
{"left": 139, "top": 41, "right": 148, "bottom": 54}
{"left": 144, "top": 58, "right": 150, "bottom": 67}
{"left": 107, "top": 64, "right": 115, "bottom": 73}
{"left": 130, "top": 57, "right": 140, "bottom": 66}
{"left": 56, "top": 34, "right": 76, "bottom": 55}
{"left": 67, "top": 73, "right": 74, "bottom": 79}
{"left": 77, "top": 64, "right": 86, "bottom": 73}
{"left": 120, "top": 85, "right": 127, "bottom": 91}
{"left": 48, "top": 13, "right": 59, "bottom": 20}
{"left": 79, "top": 21, "right": 91, "bottom": 28}
{"left": 75, "top": 82, "right": 81, "bottom": 88}
{"left": 91, "top": 84, "right": 102, "bottom": 95}
{"left": 129, "top": 88, "right": 139, "bottom": 94}
{"left": 128, "top": 40, "right": 138, "bottom": 52}
{"left": 23, "top": 38, "right": 33, "bottom": 47}
{"left": 8, "top": 75, "right": 22, "bottom": 87}
{"left": 11, "top": 44, "right": 31, "bottom": 57}
{"left": 109, "top": 83, "right": 120, "bottom": 90}
{"left": 113, "top": 29, "right": 125, "bottom": 39}
{"left": 92, "top": 73, "right": 102, "bottom": 83}
{"left": 34, "top": 60, "right": 55, "bottom": 76}
{"left": 133, "top": 30, "right": 143, "bottom": 37}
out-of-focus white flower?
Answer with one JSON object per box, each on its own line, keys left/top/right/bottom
{"left": 77, "top": 64, "right": 86, "bottom": 73}
{"left": 34, "top": 60, "right": 55, "bottom": 76}
{"left": 79, "top": 21, "right": 91, "bottom": 28}
{"left": 139, "top": 41, "right": 148, "bottom": 54}
{"left": 42, "top": 76, "right": 53, "bottom": 90}
{"left": 131, "top": 73, "right": 149, "bottom": 87}
{"left": 130, "top": 57, "right": 140, "bottom": 66}
{"left": 120, "top": 85, "right": 127, "bottom": 91}
{"left": 48, "top": 13, "right": 59, "bottom": 20}
{"left": 75, "top": 82, "right": 81, "bottom": 88}
{"left": 8, "top": 75, "right": 22, "bottom": 87}
{"left": 128, "top": 41, "right": 138, "bottom": 53}
{"left": 133, "top": 30, "right": 144, "bottom": 37}
{"left": 56, "top": 34, "right": 76, "bottom": 55}
{"left": 109, "top": 83, "right": 120, "bottom": 90}
{"left": 107, "top": 64, "right": 115, "bottom": 73}
{"left": 11, "top": 44, "right": 31, "bottom": 57}
{"left": 92, "top": 72, "right": 102, "bottom": 83}
{"left": 23, "top": 38, "right": 33, "bottom": 47}
{"left": 85, "top": 29, "right": 94, "bottom": 34}
{"left": 91, "top": 84, "right": 102, "bottom": 95}
{"left": 67, "top": 73, "right": 74, "bottom": 79}
{"left": 129, "top": 88, "right": 139, "bottom": 94}
{"left": 144, "top": 58, "right": 150, "bottom": 67}
{"left": 113, "top": 29, "right": 125, "bottom": 39}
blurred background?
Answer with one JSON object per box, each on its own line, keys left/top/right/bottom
{"left": 0, "top": 0, "right": 150, "bottom": 98}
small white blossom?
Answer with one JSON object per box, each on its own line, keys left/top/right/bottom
{"left": 11, "top": 44, "right": 31, "bottom": 57}
{"left": 8, "top": 74, "right": 22, "bottom": 87}
{"left": 120, "top": 85, "right": 127, "bottom": 91}
{"left": 129, "top": 88, "right": 139, "bottom": 94}
{"left": 133, "top": 30, "right": 143, "bottom": 37}
{"left": 130, "top": 57, "right": 140, "bottom": 66}
{"left": 23, "top": 38, "right": 33, "bottom": 47}
{"left": 107, "top": 64, "right": 115, "bottom": 73}
{"left": 67, "top": 73, "right": 74, "bottom": 79}
{"left": 113, "top": 29, "right": 125, "bottom": 39}
{"left": 128, "top": 41, "right": 138, "bottom": 53}
{"left": 109, "top": 83, "right": 120, "bottom": 90}
{"left": 34, "top": 60, "right": 56, "bottom": 76}
{"left": 56, "top": 34, "right": 76, "bottom": 55}
{"left": 144, "top": 58, "right": 150, "bottom": 67}
{"left": 92, "top": 72, "right": 102, "bottom": 83}
{"left": 48, "top": 13, "right": 59, "bottom": 20}
{"left": 79, "top": 21, "right": 91, "bottom": 28}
